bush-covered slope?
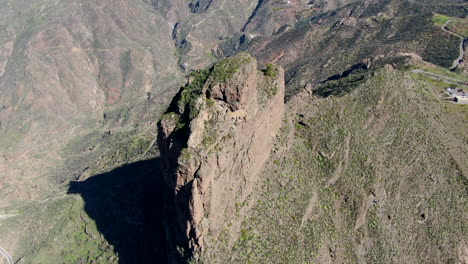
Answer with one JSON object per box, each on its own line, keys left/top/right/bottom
{"left": 0, "top": 0, "right": 466, "bottom": 263}
{"left": 201, "top": 66, "right": 467, "bottom": 263}
{"left": 240, "top": 0, "right": 467, "bottom": 99}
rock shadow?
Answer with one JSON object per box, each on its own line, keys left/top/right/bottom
{"left": 68, "top": 158, "right": 169, "bottom": 264}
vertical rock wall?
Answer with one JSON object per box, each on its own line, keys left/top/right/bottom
{"left": 158, "top": 53, "right": 285, "bottom": 260}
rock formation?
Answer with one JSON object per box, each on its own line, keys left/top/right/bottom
{"left": 158, "top": 53, "right": 284, "bottom": 260}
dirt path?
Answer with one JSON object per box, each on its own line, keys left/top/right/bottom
{"left": 0, "top": 246, "right": 13, "bottom": 264}
{"left": 411, "top": 69, "right": 468, "bottom": 88}
{"left": 300, "top": 190, "right": 318, "bottom": 229}
{"left": 442, "top": 20, "right": 465, "bottom": 70}
{"left": 0, "top": 215, "right": 18, "bottom": 220}
{"left": 328, "top": 134, "right": 351, "bottom": 186}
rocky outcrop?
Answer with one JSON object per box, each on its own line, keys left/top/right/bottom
{"left": 189, "top": 0, "right": 213, "bottom": 13}
{"left": 158, "top": 53, "right": 284, "bottom": 260}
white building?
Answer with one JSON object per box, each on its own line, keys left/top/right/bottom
{"left": 446, "top": 87, "right": 468, "bottom": 103}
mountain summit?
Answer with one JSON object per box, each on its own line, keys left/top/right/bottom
{"left": 0, "top": 0, "right": 466, "bottom": 263}
{"left": 158, "top": 53, "right": 284, "bottom": 261}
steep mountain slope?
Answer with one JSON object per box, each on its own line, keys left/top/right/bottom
{"left": 158, "top": 53, "right": 284, "bottom": 262}
{"left": 0, "top": 0, "right": 269, "bottom": 261}
{"left": 160, "top": 1, "right": 467, "bottom": 262}
{"left": 241, "top": 0, "right": 467, "bottom": 98}
{"left": 199, "top": 63, "right": 467, "bottom": 263}
{"left": 0, "top": 0, "right": 466, "bottom": 263}
{"left": 0, "top": 0, "right": 180, "bottom": 207}
{"left": 0, "top": 0, "right": 339, "bottom": 210}
{"left": 242, "top": 0, "right": 360, "bottom": 36}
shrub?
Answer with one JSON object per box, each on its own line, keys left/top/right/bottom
{"left": 263, "top": 64, "right": 279, "bottom": 78}
{"left": 211, "top": 53, "right": 252, "bottom": 82}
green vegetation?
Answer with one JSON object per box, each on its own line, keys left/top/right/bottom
{"left": 411, "top": 72, "right": 454, "bottom": 89}
{"left": 446, "top": 18, "right": 468, "bottom": 37}
{"left": 316, "top": 74, "right": 367, "bottom": 97}
{"left": 160, "top": 68, "right": 212, "bottom": 145}
{"left": 418, "top": 65, "right": 468, "bottom": 82}
{"left": 211, "top": 53, "right": 252, "bottom": 83}
{"left": 161, "top": 111, "right": 179, "bottom": 123}
{"left": 432, "top": 13, "right": 451, "bottom": 26}
{"left": 202, "top": 118, "right": 217, "bottom": 148}
{"left": 409, "top": 64, "right": 468, "bottom": 119}
{"left": 120, "top": 49, "right": 132, "bottom": 83}
{"left": 179, "top": 68, "right": 212, "bottom": 119}
{"left": 205, "top": 98, "right": 216, "bottom": 108}
{"left": 164, "top": 53, "right": 255, "bottom": 141}
{"left": 64, "top": 129, "right": 155, "bottom": 176}
{"left": 180, "top": 148, "right": 195, "bottom": 161}
{"left": 161, "top": 112, "right": 184, "bottom": 130}
{"left": 315, "top": 56, "right": 414, "bottom": 97}
{"left": 112, "top": 134, "right": 152, "bottom": 162}
{"left": 257, "top": 63, "right": 280, "bottom": 105}
{"left": 426, "top": 14, "right": 466, "bottom": 68}
{"left": 359, "top": 0, "right": 392, "bottom": 18}
{"left": 257, "top": 74, "right": 279, "bottom": 106}
{"left": 12, "top": 197, "right": 116, "bottom": 264}
{"left": 422, "top": 30, "right": 460, "bottom": 69}
{"left": 203, "top": 68, "right": 467, "bottom": 263}
{"left": 422, "top": 29, "right": 460, "bottom": 68}
{"left": 422, "top": 14, "right": 463, "bottom": 68}
{"left": 262, "top": 64, "right": 279, "bottom": 78}
{"left": 0, "top": 122, "right": 30, "bottom": 150}
{"left": 272, "top": 7, "right": 286, "bottom": 13}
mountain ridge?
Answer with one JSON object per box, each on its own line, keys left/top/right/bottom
{"left": 0, "top": 0, "right": 466, "bottom": 263}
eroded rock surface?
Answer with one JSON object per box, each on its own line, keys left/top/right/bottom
{"left": 158, "top": 53, "right": 284, "bottom": 260}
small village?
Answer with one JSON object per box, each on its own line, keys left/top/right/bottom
{"left": 446, "top": 87, "right": 468, "bottom": 103}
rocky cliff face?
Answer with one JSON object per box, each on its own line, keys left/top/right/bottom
{"left": 242, "top": 0, "right": 360, "bottom": 37}
{"left": 158, "top": 53, "right": 284, "bottom": 260}
{"left": 189, "top": 0, "right": 214, "bottom": 13}
{"left": 0, "top": 0, "right": 373, "bottom": 260}
{"left": 207, "top": 64, "right": 468, "bottom": 264}
{"left": 2, "top": 0, "right": 467, "bottom": 263}
{"left": 0, "top": 0, "right": 369, "bottom": 208}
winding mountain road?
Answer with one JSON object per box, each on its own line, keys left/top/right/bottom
{"left": 0, "top": 246, "right": 13, "bottom": 264}
{"left": 442, "top": 20, "right": 465, "bottom": 70}
{"left": 412, "top": 69, "right": 468, "bottom": 88}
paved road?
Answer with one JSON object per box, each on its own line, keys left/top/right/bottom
{"left": 442, "top": 20, "right": 465, "bottom": 70}
{"left": 0, "top": 246, "right": 13, "bottom": 264}
{"left": 412, "top": 69, "right": 468, "bottom": 88}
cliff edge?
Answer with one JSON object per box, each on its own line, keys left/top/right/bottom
{"left": 158, "top": 53, "right": 285, "bottom": 261}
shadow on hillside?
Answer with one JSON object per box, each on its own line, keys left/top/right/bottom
{"left": 68, "top": 158, "right": 168, "bottom": 264}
